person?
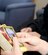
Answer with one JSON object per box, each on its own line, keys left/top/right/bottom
{"left": 1, "top": 4, "right": 48, "bottom": 55}
{"left": 20, "top": 4, "right": 48, "bottom": 42}
{"left": 20, "top": 4, "right": 48, "bottom": 55}
{"left": 1, "top": 32, "right": 48, "bottom": 55}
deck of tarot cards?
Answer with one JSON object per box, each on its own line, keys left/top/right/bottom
{"left": 0, "top": 24, "right": 27, "bottom": 52}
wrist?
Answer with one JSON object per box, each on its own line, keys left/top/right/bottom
{"left": 39, "top": 39, "right": 48, "bottom": 55}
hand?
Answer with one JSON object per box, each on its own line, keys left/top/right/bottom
{"left": 1, "top": 37, "right": 22, "bottom": 55}
{"left": 20, "top": 27, "right": 40, "bottom": 38}
{"left": 28, "top": 32, "right": 41, "bottom": 38}
{"left": 20, "top": 27, "right": 32, "bottom": 32}
{"left": 17, "top": 32, "right": 48, "bottom": 55}
{"left": 17, "top": 32, "right": 41, "bottom": 38}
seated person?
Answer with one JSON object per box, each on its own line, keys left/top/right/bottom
{"left": 1, "top": 4, "right": 48, "bottom": 55}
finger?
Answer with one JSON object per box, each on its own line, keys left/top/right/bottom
{"left": 20, "top": 27, "right": 32, "bottom": 32}
{"left": 26, "top": 27, "right": 32, "bottom": 32}
{"left": 18, "top": 37, "right": 35, "bottom": 46}
{"left": 18, "top": 38, "right": 29, "bottom": 43}
{"left": 16, "top": 32, "right": 25, "bottom": 38}
{"left": 17, "top": 32, "right": 33, "bottom": 38}
{"left": 18, "top": 36, "right": 40, "bottom": 46}
{"left": 20, "top": 28, "right": 27, "bottom": 32}
{"left": 13, "top": 37, "right": 22, "bottom": 55}
{"left": 28, "top": 32, "right": 40, "bottom": 38}
{"left": 13, "top": 37, "right": 20, "bottom": 50}
{"left": 16, "top": 32, "right": 27, "bottom": 38}
{"left": 32, "top": 32, "right": 41, "bottom": 38}
{"left": 23, "top": 43, "right": 38, "bottom": 51}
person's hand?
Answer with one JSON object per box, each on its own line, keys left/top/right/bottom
{"left": 1, "top": 37, "right": 22, "bottom": 55}
{"left": 20, "top": 27, "right": 40, "bottom": 38}
{"left": 17, "top": 32, "right": 48, "bottom": 55}
{"left": 20, "top": 27, "right": 32, "bottom": 32}
{"left": 17, "top": 31, "right": 41, "bottom": 38}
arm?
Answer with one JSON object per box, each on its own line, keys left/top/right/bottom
{"left": 21, "top": 18, "right": 48, "bottom": 42}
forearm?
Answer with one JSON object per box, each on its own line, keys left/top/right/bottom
{"left": 43, "top": 44, "right": 48, "bottom": 55}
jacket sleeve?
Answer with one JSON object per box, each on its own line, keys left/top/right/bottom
{"left": 40, "top": 35, "right": 48, "bottom": 42}
{"left": 27, "top": 18, "right": 48, "bottom": 42}
{"left": 27, "top": 18, "right": 43, "bottom": 33}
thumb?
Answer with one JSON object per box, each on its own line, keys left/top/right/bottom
{"left": 23, "top": 43, "right": 38, "bottom": 51}
{"left": 13, "top": 37, "right": 19, "bottom": 49}
{"left": 13, "top": 37, "right": 22, "bottom": 55}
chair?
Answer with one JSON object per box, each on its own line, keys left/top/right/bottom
{"left": 5, "top": 2, "right": 36, "bottom": 31}
{"left": 0, "top": 0, "right": 36, "bottom": 31}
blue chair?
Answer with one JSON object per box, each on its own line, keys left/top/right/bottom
{"left": 5, "top": 2, "right": 36, "bottom": 31}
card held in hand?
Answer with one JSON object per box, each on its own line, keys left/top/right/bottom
{"left": 0, "top": 24, "right": 27, "bottom": 52}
